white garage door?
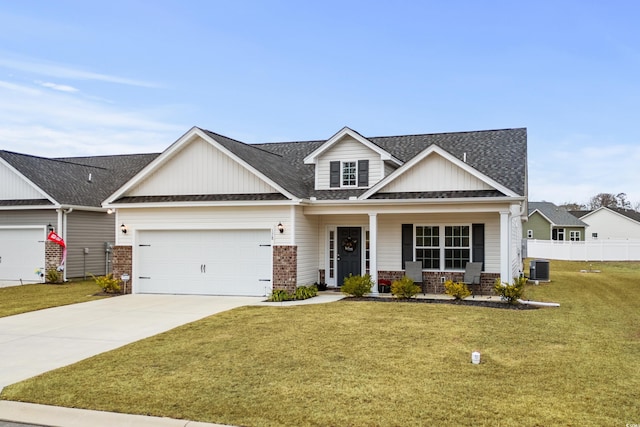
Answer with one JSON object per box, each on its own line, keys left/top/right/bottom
{"left": 0, "top": 228, "right": 45, "bottom": 287}
{"left": 136, "top": 229, "right": 272, "bottom": 296}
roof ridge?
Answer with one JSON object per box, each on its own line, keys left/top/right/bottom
{"left": 200, "top": 128, "right": 284, "bottom": 158}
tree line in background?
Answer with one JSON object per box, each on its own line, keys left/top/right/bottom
{"left": 560, "top": 192, "right": 640, "bottom": 211}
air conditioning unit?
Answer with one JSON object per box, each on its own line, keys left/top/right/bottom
{"left": 529, "top": 259, "right": 550, "bottom": 282}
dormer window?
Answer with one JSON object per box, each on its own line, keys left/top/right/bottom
{"left": 330, "top": 160, "right": 369, "bottom": 188}
{"left": 342, "top": 161, "right": 357, "bottom": 187}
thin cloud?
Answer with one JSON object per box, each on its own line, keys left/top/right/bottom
{"left": 0, "top": 55, "right": 160, "bottom": 88}
{"left": 37, "top": 81, "right": 79, "bottom": 93}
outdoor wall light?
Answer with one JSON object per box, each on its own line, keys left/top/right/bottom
{"left": 120, "top": 224, "right": 127, "bottom": 234}
{"left": 47, "top": 224, "right": 54, "bottom": 233}
{"left": 277, "top": 222, "right": 284, "bottom": 233}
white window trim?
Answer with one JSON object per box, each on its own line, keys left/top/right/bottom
{"left": 341, "top": 161, "right": 358, "bottom": 188}
{"left": 414, "top": 224, "right": 472, "bottom": 271}
{"left": 570, "top": 230, "right": 581, "bottom": 241}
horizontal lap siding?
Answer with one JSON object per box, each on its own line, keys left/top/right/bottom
{"left": 0, "top": 210, "right": 57, "bottom": 226}
{"left": 65, "top": 211, "right": 115, "bottom": 278}
{"left": 377, "top": 213, "right": 500, "bottom": 273}
{"left": 294, "top": 206, "right": 319, "bottom": 285}
{"left": 118, "top": 206, "right": 290, "bottom": 246}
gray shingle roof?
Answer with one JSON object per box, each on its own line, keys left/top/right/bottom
{"left": 250, "top": 127, "right": 527, "bottom": 199}
{"left": 529, "top": 202, "right": 587, "bottom": 227}
{"left": 0, "top": 150, "right": 159, "bottom": 207}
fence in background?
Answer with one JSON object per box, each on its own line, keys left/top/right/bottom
{"left": 526, "top": 239, "right": 640, "bottom": 261}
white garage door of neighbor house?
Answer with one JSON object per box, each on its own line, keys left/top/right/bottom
{"left": 0, "top": 228, "right": 45, "bottom": 287}
{"left": 136, "top": 229, "right": 272, "bottom": 296}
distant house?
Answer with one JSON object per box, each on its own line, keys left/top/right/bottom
{"left": 0, "top": 150, "right": 158, "bottom": 286}
{"left": 525, "top": 201, "right": 587, "bottom": 241}
{"left": 103, "top": 126, "right": 529, "bottom": 296}
{"left": 572, "top": 207, "right": 640, "bottom": 240}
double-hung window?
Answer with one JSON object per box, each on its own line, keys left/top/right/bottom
{"left": 342, "top": 161, "right": 357, "bottom": 187}
{"left": 415, "top": 225, "right": 470, "bottom": 270}
{"left": 444, "top": 226, "right": 470, "bottom": 269}
{"left": 415, "top": 226, "right": 440, "bottom": 269}
{"left": 569, "top": 231, "right": 581, "bottom": 241}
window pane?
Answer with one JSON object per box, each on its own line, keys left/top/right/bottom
{"left": 416, "top": 248, "right": 440, "bottom": 269}
{"left": 342, "top": 162, "right": 356, "bottom": 186}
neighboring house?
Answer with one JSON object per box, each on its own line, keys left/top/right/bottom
{"left": 525, "top": 202, "right": 587, "bottom": 241}
{"left": 103, "top": 126, "right": 528, "bottom": 296}
{"left": 0, "top": 150, "right": 158, "bottom": 286}
{"left": 573, "top": 207, "right": 640, "bottom": 240}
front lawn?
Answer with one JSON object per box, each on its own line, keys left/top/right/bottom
{"left": 2, "top": 261, "right": 639, "bottom": 426}
{"left": 0, "top": 281, "right": 108, "bottom": 318}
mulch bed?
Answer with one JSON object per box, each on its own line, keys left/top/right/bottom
{"left": 341, "top": 296, "right": 538, "bottom": 310}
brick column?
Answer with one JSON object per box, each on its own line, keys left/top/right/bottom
{"left": 272, "top": 245, "right": 297, "bottom": 293}
{"left": 44, "top": 241, "right": 63, "bottom": 282}
{"left": 112, "top": 246, "right": 133, "bottom": 294}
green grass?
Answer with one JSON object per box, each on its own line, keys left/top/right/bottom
{"left": 2, "top": 261, "right": 640, "bottom": 426}
{"left": 0, "top": 281, "right": 107, "bottom": 318}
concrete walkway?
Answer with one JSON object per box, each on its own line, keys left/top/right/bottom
{"left": 0, "top": 293, "right": 346, "bottom": 426}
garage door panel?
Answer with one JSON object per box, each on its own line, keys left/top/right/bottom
{"left": 0, "top": 228, "right": 45, "bottom": 287}
{"left": 136, "top": 229, "right": 272, "bottom": 296}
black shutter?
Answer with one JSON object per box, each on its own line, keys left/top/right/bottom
{"left": 330, "top": 161, "right": 340, "bottom": 188}
{"left": 402, "top": 224, "right": 413, "bottom": 269}
{"left": 472, "top": 223, "right": 485, "bottom": 269}
{"left": 358, "top": 160, "right": 369, "bottom": 187}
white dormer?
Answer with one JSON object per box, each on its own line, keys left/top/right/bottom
{"left": 303, "top": 127, "right": 402, "bottom": 190}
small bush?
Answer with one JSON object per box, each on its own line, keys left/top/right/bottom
{"left": 295, "top": 285, "right": 318, "bottom": 300}
{"left": 493, "top": 276, "right": 527, "bottom": 304}
{"left": 444, "top": 280, "right": 472, "bottom": 300}
{"left": 341, "top": 274, "right": 373, "bottom": 297}
{"left": 92, "top": 273, "right": 121, "bottom": 294}
{"left": 46, "top": 269, "right": 61, "bottom": 284}
{"left": 268, "top": 289, "right": 294, "bottom": 302}
{"left": 391, "top": 276, "right": 421, "bottom": 299}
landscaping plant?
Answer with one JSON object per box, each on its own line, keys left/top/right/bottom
{"left": 443, "top": 279, "right": 472, "bottom": 300}
{"left": 391, "top": 275, "right": 421, "bottom": 299}
{"left": 341, "top": 274, "right": 373, "bottom": 297}
{"left": 493, "top": 276, "right": 527, "bottom": 304}
{"left": 91, "top": 273, "right": 121, "bottom": 294}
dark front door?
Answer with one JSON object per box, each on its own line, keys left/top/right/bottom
{"left": 337, "top": 227, "right": 362, "bottom": 286}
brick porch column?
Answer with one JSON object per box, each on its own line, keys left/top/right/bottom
{"left": 112, "top": 246, "right": 133, "bottom": 294}
{"left": 272, "top": 245, "right": 297, "bottom": 293}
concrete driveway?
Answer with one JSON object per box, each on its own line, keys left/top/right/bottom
{"left": 0, "top": 294, "right": 264, "bottom": 391}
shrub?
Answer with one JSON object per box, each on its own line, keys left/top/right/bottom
{"left": 493, "top": 276, "right": 527, "bottom": 304}
{"left": 341, "top": 274, "right": 373, "bottom": 297}
{"left": 46, "top": 269, "right": 61, "bottom": 284}
{"left": 268, "top": 289, "right": 294, "bottom": 302}
{"left": 444, "top": 280, "right": 472, "bottom": 300}
{"left": 295, "top": 285, "right": 318, "bottom": 300}
{"left": 391, "top": 276, "right": 421, "bottom": 299}
{"left": 92, "top": 273, "right": 121, "bottom": 294}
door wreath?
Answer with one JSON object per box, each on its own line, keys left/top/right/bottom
{"left": 342, "top": 236, "right": 358, "bottom": 252}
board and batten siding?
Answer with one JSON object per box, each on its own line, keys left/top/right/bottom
{"left": 128, "top": 136, "right": 278, "bottom": 196}
{"left": 381, "top": 153, "right": 492, "bottom": 193}
{"left": 65, "top": 211, "right": 115, "bottom": 278}
{"left": 316, "top": 137, "right": 382, "bottom": 189}
{"left": 117, "top": 205, "right": 291, "bottom": 247}
{"left": 0, "top": 163, "right": 44, "bottom": 200}
{"left": 293, "top": 206, "right": 319, "bottom": 285}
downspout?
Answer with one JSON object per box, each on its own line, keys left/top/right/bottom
{"left": 62, "top": 208, "right": 73, "bottom": 282}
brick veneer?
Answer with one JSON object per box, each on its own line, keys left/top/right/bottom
{"left": 44, "top": 241, "right": 63, "bottom": 282}
{"left": 373, "top": 270, "right": 499, "bottom": 295}
{"left": 112, "top": 246, "right": 133, "bottom": 294}
{"left": 273, "top": 245, "right": 297, "bottom": 293}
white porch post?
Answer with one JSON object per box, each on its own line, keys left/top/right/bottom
{"left": 369, "top": 213, "right": 378, "bottom": 295}
{"left": 499, "top": 210, "right": 512, "bottom": 285}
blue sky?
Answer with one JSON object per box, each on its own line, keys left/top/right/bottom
{"left": 1, "top": 0, "right": 639, "bottom": 206}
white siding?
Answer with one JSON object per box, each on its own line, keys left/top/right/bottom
{"left": 582, "top": 210, "right": 640, "bottom": 240}
{"left": 316, "top": 137, "right": 382, "bottom": 189}
{"left": 380, "top": 153, "right": 492, "bottom": 193}
{"left": 293, "top": 206, "right": 319, "bottom": 285}
{"left": 376, "top": 212, "right": 501, "bottom": 273}
{"left": 128, "top": 137, "right": 278, "bottom": 196}
{"left": 0, "top": 163, "right": 44, "bottom": 200}
{"left": 117, "top": 205, "right": 290, "bottom": 247}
